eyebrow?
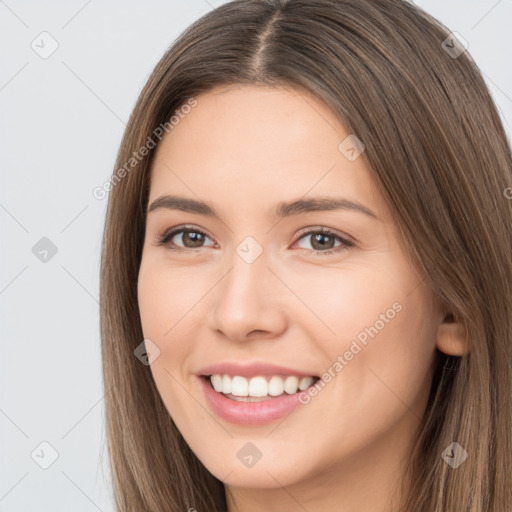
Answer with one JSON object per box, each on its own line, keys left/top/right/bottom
{"left": 147, "top": 194, "right": 378, "bottom": 220}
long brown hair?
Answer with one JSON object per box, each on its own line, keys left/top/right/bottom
{"left": 99, "top": 1, "right": 512, "bottom": 510}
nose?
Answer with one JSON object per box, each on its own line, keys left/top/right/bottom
{"left": 208, "top": 247, "right": 288, "bottom": 342}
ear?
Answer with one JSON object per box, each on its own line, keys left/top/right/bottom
{"left": 436, "top": 313, "right": 468, "bottom": 356}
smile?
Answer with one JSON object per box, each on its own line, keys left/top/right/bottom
{"left": 198, "top": 374, "right": 321, "bottom": 425}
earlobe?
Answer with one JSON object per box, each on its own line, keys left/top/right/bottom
{"left": 436, "top": 314, "right": 468, "bottom": 356}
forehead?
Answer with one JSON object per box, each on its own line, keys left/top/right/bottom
{"left": 148, "top": 84, "right": 387, "bottom": 221}
{"left": 157, "top": 84, "right": 343, "bottom": 160}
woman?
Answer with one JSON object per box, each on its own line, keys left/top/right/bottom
{"left": 99, "top": 0, "right": 512, "bottom": 510}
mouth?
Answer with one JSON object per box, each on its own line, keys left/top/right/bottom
{"left": 201, "top": 374, "right": 321, "bottom": 402}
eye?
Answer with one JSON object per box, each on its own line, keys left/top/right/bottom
{"left": 293, "top": 228, "right": 354, "bottom": 256}
{"left": 155, "top": 225, "right": 215, "bottom": 251}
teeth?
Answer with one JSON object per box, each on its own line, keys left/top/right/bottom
{"left": 284, "top": 376, "right": 299, "bottom": 394}
{"left": 211, "top": 374, "right": 223, "bottom": 392}
{"left": 298, "top": 377, "right": 314, "bottom": 391}
{"left": 249, "top": 376, "right": 267, "bottom": 397}
{"left": 222, "top": 374, "right": 231, "bottom": 394}
{"left": 208, "top": 374, "right": 316, "bottom": 398}
{"left": 268, "top": 375, "right": 284, "bottom": 396}
{"left": 232, "top": 376, "right": 248, "bottom": 396}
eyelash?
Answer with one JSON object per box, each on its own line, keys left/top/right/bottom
{"left": 155, "top": 224, "right": 355, "bottom": 256}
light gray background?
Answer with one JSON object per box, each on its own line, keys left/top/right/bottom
{"left": 1, "top": 1, "right": 511, "bottom": 510}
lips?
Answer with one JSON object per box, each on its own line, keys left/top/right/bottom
{"left": 198, "top": 374, "right": 316, "bottom": 425}
{"left": 196, "top": 361, "right": 321, "bottom": 425}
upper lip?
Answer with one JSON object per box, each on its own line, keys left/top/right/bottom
{"left": 197, "top": 362, "right": 319, "bottom": 378}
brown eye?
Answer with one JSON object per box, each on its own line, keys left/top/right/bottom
{"left": 174, "top": 230, "right": 207, "bottom": 248}
{"left": 157, "top": 226, "right": 215, "bottom": 251}
{"left": 295, "top": 228, "right": 354, "bottom": 255}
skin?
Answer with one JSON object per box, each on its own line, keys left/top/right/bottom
{"left": 137, "top": 84, "right": 466, "bottom": 512}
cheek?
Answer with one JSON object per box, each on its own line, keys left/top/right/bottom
{"left": 327, "top": 285, "right": 437, "bottom": 428}
{"left": 137, "top": 273, "right": 170, "bottom": 340}
{"left": 281, "top": 257, "right": 411, "bottom": 347}
{"left": 137, "top": 258, "right": 209, "bottom": 403}
{"left": 286, "top": 259, "right": 437, "bottom": 411}
{"left": 137, "top": 260, "right": 199, "bottom": 419}
{"left": 137, "top": 258, "right": 200, "bottom": 340}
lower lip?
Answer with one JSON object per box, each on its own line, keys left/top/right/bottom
{"left": 198, "top": 376, "right": 312, "bottom": 426}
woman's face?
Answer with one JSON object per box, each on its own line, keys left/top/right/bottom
{"left": 137, "top": 84, "right": 444, "bottom": 495}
